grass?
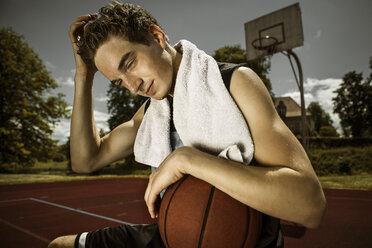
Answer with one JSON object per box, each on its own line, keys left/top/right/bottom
{"left": 32, "top": 161, "right": 69, "bottom": 170}
{"left": 318, "top": 174, "right": 372, "bottom": 190}
{"left": 0, "top": 173, "right": 148, "bottom": 185}
{"left": 1, "top": 158, "right": 371, "bottom": 190}
{"left": 1, "top": 160, "right": 69, "bottom": 173}
{"left": 1, "top": 159, "right": 151, "bottom": 176}
{"left": 0, "top": 173, "right": 371, "bottom": 190}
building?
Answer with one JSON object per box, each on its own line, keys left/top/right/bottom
{"left": 274, "top": 97, "right": 314, "bottom": 136}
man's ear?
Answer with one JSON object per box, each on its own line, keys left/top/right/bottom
{"left": 149, "top": 25, "right": 167, "bottom": 49}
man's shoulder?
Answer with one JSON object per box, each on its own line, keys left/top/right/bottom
{"left": 217, "top": 62, "right": 249, "bottom": 91}
{"left": 230, "top": 66, "right": 258, "bottom": 86}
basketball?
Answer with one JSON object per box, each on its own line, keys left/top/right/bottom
{"left": 158, "top": 175, "right": 262, "bottom": 248}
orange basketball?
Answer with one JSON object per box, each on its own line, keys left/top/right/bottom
{"left": 158, "top": 175, "right": 262, "bottom": 248}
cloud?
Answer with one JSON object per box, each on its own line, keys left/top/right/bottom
{"left": 56, "top": 76, "right": 74, "bottom": 86}
{"left": 95, "top": 96, "right": 109, "bottom": 102}
{"left": 45, "top": 61, "right": 57, "bottom": 70}
{"left": 282, "top": 78, "right": 342, "bottom": 132}
{"left": 314, "top": 30, "right": 322, "bottom": 39}
{"left": 52, "top": 118, "right": 71, "bottom": 144}
{"left": 52, "top": 109, "right": 110, "bottom": 144}
{"left": 94, "top": 110, "right": 110, "bottom": 126}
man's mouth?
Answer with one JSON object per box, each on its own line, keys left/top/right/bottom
{"left": 146, "top": 81, "right": 154, "bottom": 96}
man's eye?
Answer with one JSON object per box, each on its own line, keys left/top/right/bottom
{"left": 127, "top": 59, "right": 135, "bottom": 69}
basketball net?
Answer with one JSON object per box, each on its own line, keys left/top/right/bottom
{"left": 251, "top": 35, "right": 278, "bottom": 60}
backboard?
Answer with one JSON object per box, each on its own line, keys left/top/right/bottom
{"left": 244, "top": 3, "right": 304, "bottom": 61}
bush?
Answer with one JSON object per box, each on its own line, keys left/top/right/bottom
{"left": 319, "top": 126, "right": 339, "bottom": 137}
{"left": 309, "top": 146, "right": 372, "bottom": 176}
{"left": 53, "top": 153, "right": 66, "bottom": 162}
{"left": 308, "top": 137, "right": 372, "bottom": 149}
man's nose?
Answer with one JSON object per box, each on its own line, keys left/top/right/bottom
{"left": 122, "top": 75, "right": 143, "bottom": 94}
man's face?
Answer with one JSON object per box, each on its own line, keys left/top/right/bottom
{"left": 95, "top": 35, "right": 174, "bottom": 100}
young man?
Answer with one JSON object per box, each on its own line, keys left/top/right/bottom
{"left": 49, "top": 2, "right": 326, "bottom": 248}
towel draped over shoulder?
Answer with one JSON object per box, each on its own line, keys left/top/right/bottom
{"left": 134, "top": 40, "right": 254, "bottom": 167}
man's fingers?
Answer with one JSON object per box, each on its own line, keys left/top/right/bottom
{"left": 144, "top": 172, "right": 161, "bottom": 219}
{"left": 69, "top": 13, "right": 97, "bottom": 39}
{"left": 144, "top": 173, "right": 155, "bottom": 216}
{"left": 144, "top": 172, "right": 155, "bottom": 202}
{"left": 147, "top": 187, "right": 159, "bottom": 219}
{"left": 144, "top": 179, "right": 151, "bottom": 206}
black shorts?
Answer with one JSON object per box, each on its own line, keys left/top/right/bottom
{"left": 74, "top": 223, "right": 165, "bottom": 248}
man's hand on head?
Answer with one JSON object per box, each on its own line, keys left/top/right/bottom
{"left": 69, "top": 14, "right": 98, "bottom": 78}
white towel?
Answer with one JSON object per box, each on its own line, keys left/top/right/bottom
{"left": 134, "top": 40, "right": 254, "bottom": 167}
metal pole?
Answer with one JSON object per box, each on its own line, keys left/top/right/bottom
{"left": 287, "top": 49, "right": 308, "bottom": 152}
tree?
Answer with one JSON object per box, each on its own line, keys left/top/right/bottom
{"left": 212, "top": 45, "right": 273, "bottom": 97}
{"left": 318, "top": 126, "right": 339, "bottom": 137}
{"left": 307, "top": 102, "right": 334, "bottom": 136}
{"left": 0, "top": 28, "right": 69, "bottom": 168}
{"left": 333, "top": 62, "right": 372, "bottom": 137}
{"left": 106, "top": 84, "right": 147, "bottom": 131}
{"left": 59, "top": 137, "right": 71, "bottom": 172}
{"left": 106, "top": 84, "right": 147, "bottom": 168}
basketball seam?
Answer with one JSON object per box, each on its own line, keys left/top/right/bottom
{"left": 163, "top": 175, "right": 189, "bottom": 248}
{"left": 198, "top": 186, "right": 215, "bottom": 248}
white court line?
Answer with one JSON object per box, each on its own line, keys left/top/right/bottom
{"left": 0, "top": 198, "right": 30, "bottom": 203}
{"left": 29, "top": 198, "right": 134, "bottom": 226}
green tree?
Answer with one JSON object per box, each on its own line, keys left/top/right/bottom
{"left": 212, "top": 45, "right": 273, "bottom": 97}
{"left": 99, "top": 128, "right": 108, "bottom": 137}
{"left": 106, "top": 85, "right": 147, "bottom": 168}
{"left": 0, "top": 28, "right": 69, "bottom": 168}
{"left": 333, "top": 62, "right": 372, "bottom": 137}
{"left": 366, "top": 56, "right": 372, "bottom": 135}
{"left": 307, "top": 102, "right": 334, "bottom": 136}
{"left": 59, "top": 137, "right": 71, "bottom": 172}
{"left": 318, "top": 126, "right": 339, "bottom": 137}
{"left": 106, "top": 84, "right": 146, "bottom": 130}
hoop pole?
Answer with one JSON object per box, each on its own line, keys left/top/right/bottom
{"left": 286, "top": 49, "right": 308, "bottom": 152}
{"left": 286, "top": 53, "right": 301, "bottom": 90}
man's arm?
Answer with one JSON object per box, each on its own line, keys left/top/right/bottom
{"left": 68, "top": 14, "right": 144, "bottom": 173}
{"left": 70, "top": 82, "right": 145, "bottom": 173}
{"left": 145, "top": 67, "right": 326, "bottom": 229}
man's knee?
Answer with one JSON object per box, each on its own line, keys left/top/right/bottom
{"left": 48, "top": 234, "right": 77, "bottom": 248}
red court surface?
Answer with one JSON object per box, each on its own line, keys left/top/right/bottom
{"left": 0, "top": 178, "right": 371, "bottom": 248}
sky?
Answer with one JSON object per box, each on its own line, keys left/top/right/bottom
{"left": 1, "top": 0, "right": 371, "bottom": 143}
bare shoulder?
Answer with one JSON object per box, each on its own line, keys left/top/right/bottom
{"left": 229, "top": 66, "right": 278, "bottom": 133}
{"left": 229, "top": 67, "right": 311, "bottom": 172}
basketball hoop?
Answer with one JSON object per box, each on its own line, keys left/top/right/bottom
{"left": 251, "top": 36, "right": 278, "bottom": 57}
{"left": 244, "top": 3, "right": 308, "bottom": 151}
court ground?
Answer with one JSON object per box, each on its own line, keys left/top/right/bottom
{"left": 0, "top": 178, "right": 371, "bottom": 248}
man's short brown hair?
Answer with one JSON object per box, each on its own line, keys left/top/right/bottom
{"left": 77, "top": 1, "right": 160, "bottom": 65}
